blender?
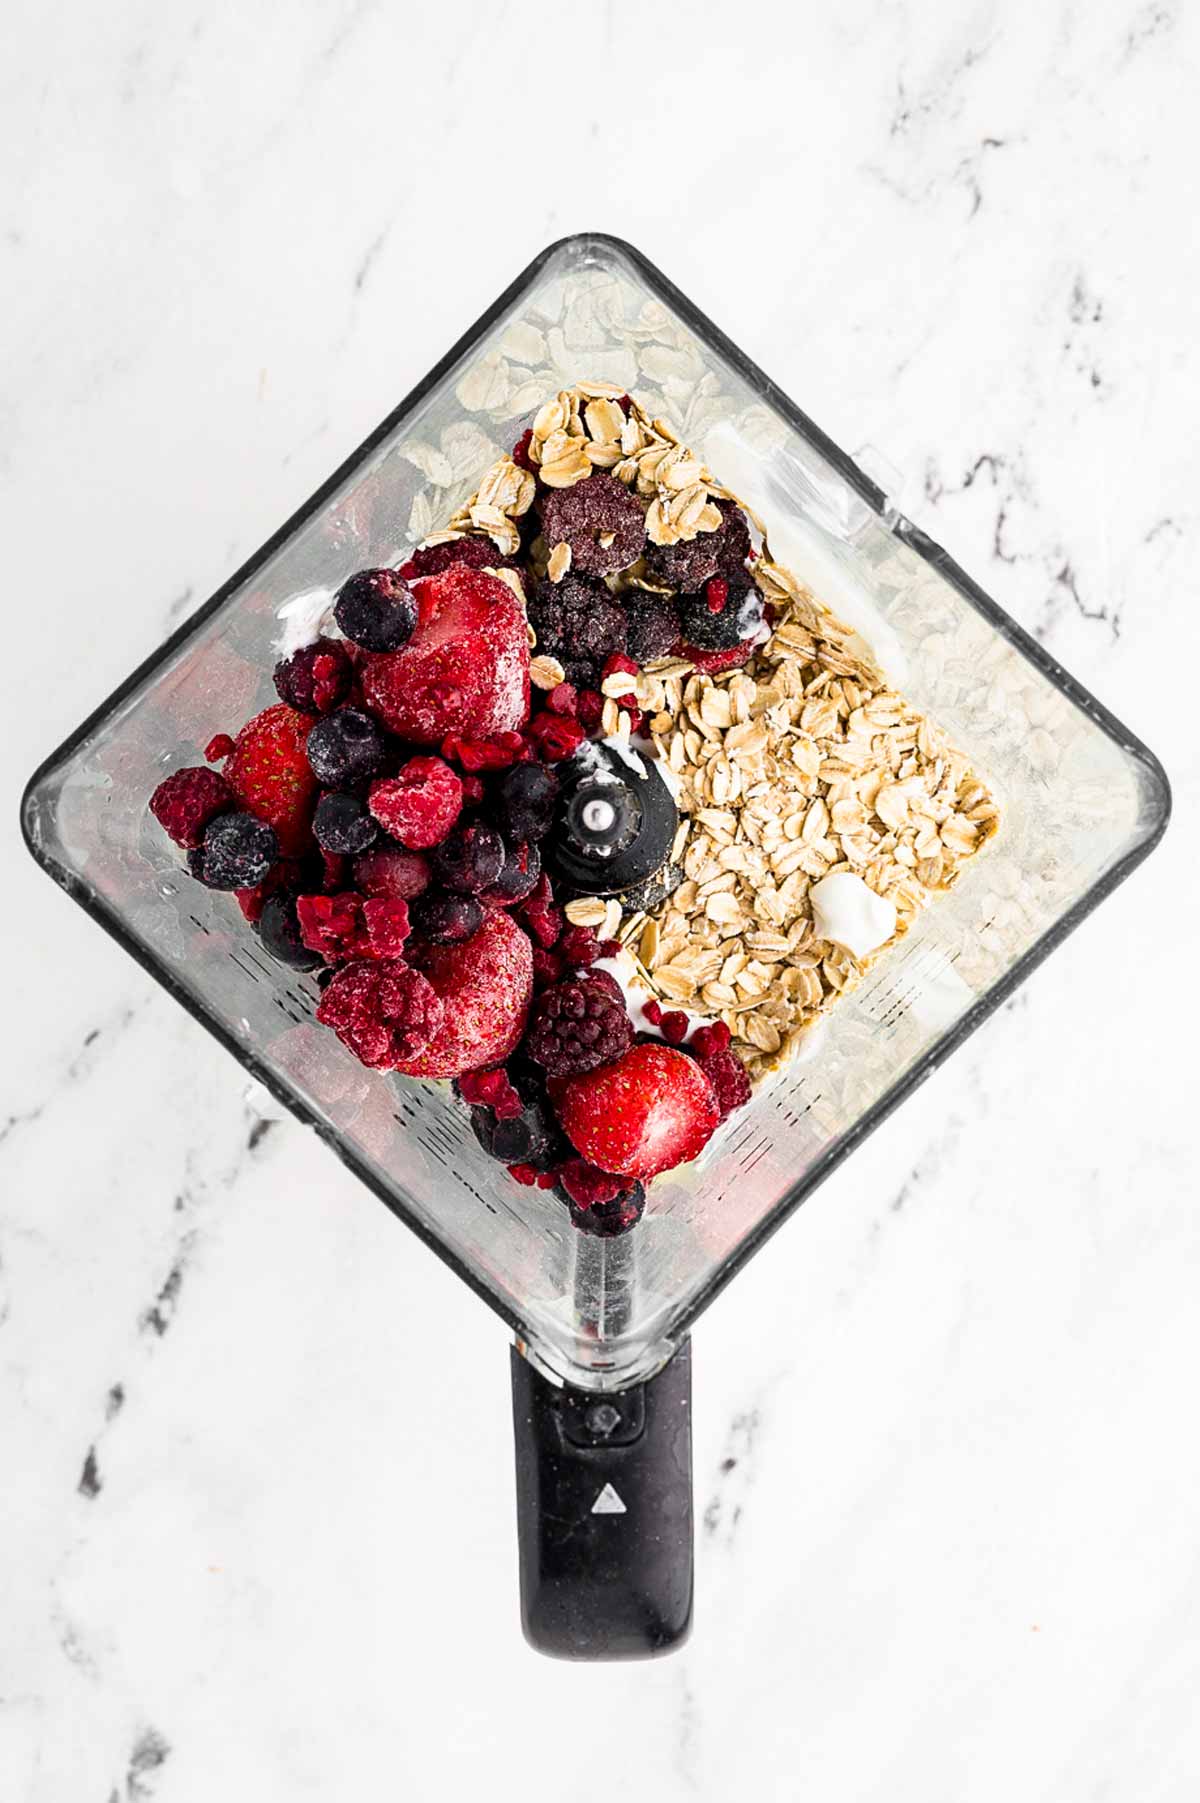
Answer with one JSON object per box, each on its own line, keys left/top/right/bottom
{"left": 21, "top": 235, "right": 1170, "bottom": 1660}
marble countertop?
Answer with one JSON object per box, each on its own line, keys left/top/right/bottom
{"left": 4, "top": 3, "right": 1198, "bottom": 1798}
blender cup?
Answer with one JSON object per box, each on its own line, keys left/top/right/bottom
{"left": 21, "top": 236, "right": 1170, "bottom": 1659}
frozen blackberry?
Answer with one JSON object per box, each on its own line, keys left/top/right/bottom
{"left": 491, "top": 762, "right": 559, "bottom": 842}
{"left": 410, "top": 890, "right": 484, "bottom": 944}
{"left": 676, "top": 577, "right": 763, "bottom": 651}
{"left": 525, "top": 973, "right": 634, "bottom": 1077}
{"left": 333, "top": 568, "right": 417, "bottom": 652}
{"left": 642, "top": 499, "right": 752, "bottom": 591}
{"left": 257, "top": 892, "right": 324, "bottom": 971}
{"left": 538, "top": 471, "right": 647, "bottom": 577}
{"left": 273, "top": 637, "right": 354, "bottom": 714}
{"left": 470, "top": 1098, "right": 559, "bottom": 1169}
{"left": 566, "top": 1179, "right": 646, "bottom": 1237}
{"left": 191, "top": 812, "right": 279, "bottom": 890}
{"left": 432, "top": 822, "right": 505, "bottom": 895}
{"left": 306, "top": 708, "right": 386, "bottom": 788}
{"left": 485, "top": 838, "right": 541, "bottom": 904}
{"left": 313, "top": 792, "right": 378, "bottom": 856}
{"left": 714, "top": 499, "right": 753, "bottom": 577}
{"left": 624, "top": 596, "right": 680, "bottom": 664}
{"left": 526, "top": 574, "right": 627, "bottom": 686}
{"left": 402, "top": 536, "right": 523, "bottom": 582}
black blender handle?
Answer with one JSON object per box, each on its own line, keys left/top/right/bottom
{"left": 509, "top": 1339, "right": 693, "bottom": 1660}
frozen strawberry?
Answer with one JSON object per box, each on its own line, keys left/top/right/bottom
{"left": 224, "top": 703, "right": 316, "bottom": 856}
{"left": 360, "top": 566, "right": 530, "bottom": 744}
{"left": 552, "top": 1042, "right": 719, "bottom": 1180}
{"left": 393, "top": 908, "right": 533, "bottom": 1079}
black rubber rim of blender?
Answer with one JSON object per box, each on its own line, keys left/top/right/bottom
{"left": 20, "top": 233, "right": 1174, "bottom": 1384}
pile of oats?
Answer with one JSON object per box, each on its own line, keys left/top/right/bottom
{"left": 417, "top": 382, "right": 1001, "bottom": 1086}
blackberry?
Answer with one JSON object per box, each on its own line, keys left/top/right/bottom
{"left": 642, "top": 499, "right": 752, "bottom": 591}
{"left": 411, "top": 890, "right": 483, "bottom": 944}
{"left": 313, "top": 792, "right": 378, "bottom": 856}
{"left": 403, "top": 536, "right": 523, "bottom": 583}
{"left": 432, "top": 822, "right": 504, "bottom": 895}
{"left": 538, "top": 471, "right": 647, "bottom": 576}
{"left": 676, "top": 578, "right": 763, "bottom": 651}
{"left": 191, "top": 811, "right": 279, "bottom": 890}
{"left": 485, "top": 838, "right": 541, "bottom": 904}
{"left": 470, "top": 1099, "right": 559, "bottom": 1169}
{"left": 525, "top": 973, "right": 633, "bottom": 1077}
{"left": 333, "top": 568, "right": 417, "bottom": 652}
{"left": 526, "top": 575, "right": 627, "bottom": 686}
{"left": 714, "top": 499, "right": 753, "bottom": 578}
{"left": 257, "top": 892, "right": 324, "bottom": 970}
{"left": 272, "top": 637, "right": 353, "bottom": 714}
{"left": 624, "top": 597, "right": 680, "bottom": 664}
{"left": 306, "top": 708, "right": 386, "bottom": 787}
{"left": 565, "top": 1180, "right": 646, "bottom": 1237}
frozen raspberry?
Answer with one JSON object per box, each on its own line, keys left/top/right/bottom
{"left": 296, "top": 891, "right": 368, "bottom": 962}
{"left": 527, "top": 713, "right": 586, "bottom": 761}
{"left": 306, "top": 708, "right": 386, "bottom": 788}
{"left": 401, "top": 536, "right": 522, "bottom": 583}
{"left": 397, "top": 908, "right": 533, "bottom": 1079}
{"left": 688, "top": 1021, "right": 731, "bottom": 1059}
{"left": 333, "top": 568, "right": 417, "bottom": 652}
{"left": 191, "top": 812, "right": 278, "bottom": 890}
{"left": 527, "top": 575, "right": 627, "bottom": 687}
{"left": 461, "top": 774, "right": 486, "bottom": 807}
{"left": 273, "top": 637, "right": 354, "bottom": 714}
{"left": 313, "top": 793, "right": 378, "bottom": 856}
{"left": 525, "top": 973, "right": 634, "bottom": 1077}
{"left": 360, "top": 566, "right": 530, "bottom": 744}
{"left": 205, "top": 733, "right": 235, "bottom": 763}
{"left": 352, "top": 846, "right": 431, "bottom": 901}
{"left": 225, "top": 703, "right": 316, "bottom": 856}
{"left": 625, "top": 598, "right": 680, "bottom": 665}
{"left": 458, "top": 1067, "right": 524, "bottom": 1120}
{"left": 576, "top": 689, "right": 604, "bottom": 733}
{"left": 485, "top": 839, "right": 541, "bottom": 905}
{"left": 150, "top": 767, "right": 233, "bottom": 849}
{"left": 544, "top": 683, "right": 578, "bottom": 717}
{"left": 431, "top": 822, "right": 504, "bottom": 894}
{"left": 516, "top": 873, "right": 563, "bottom": 948}
{"left": 641, "top": 999, "right": 663, "bottom": 1027}
{"left": 257, "top": 892, "right": 323, "bottom": 970}
{"left": 531, "top": 946, "right": 564, "bottom": 989}
{"left": 441, "top": 730, "right": 527, "bottom": 772}
{"left": 368, "top": 758, "right": 463, "bottom": 851}
{"left": 643, "top": 498, "right": 752, "bottom": 590}
{"left": 552, "top": 1042, "right": 719, "bottom": 1180}
{"left": 492, "top": 764, "right": 559, "bottom": 842}
{"left": 677, "top": 578, "right": 763, "bottom": 651}
{"left": 317, "top": 959, "right": 444, "bottom": 1068}
{"left": 696, "top": 1046, "right": 751, "bottom": 1121}
{"left": 658, "top": 1010, "right": 690, "bottom": 1046}
{"left": 556, "top": 1158, "right": 626, "bottom": 1208}
{"left": 410, "top": 891, "right": 483, "bottom": 944}
{"left": 539, "top": 471, "right": 646, "bottom": 577}
{"left": 680, "top": 640, "right": 757, "bottom": 675}
{"left": 557, "top": 924, "right": 602, "bottom": 968}
{"left": 511, "top": 429, "right": 535, "bottom": 472}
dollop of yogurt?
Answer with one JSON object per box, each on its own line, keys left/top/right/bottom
{"left": 809, "top": 872, "right": 897, "bottom": 961}
{"left": 274, "top": 585, "right": 337, "bottom": 657}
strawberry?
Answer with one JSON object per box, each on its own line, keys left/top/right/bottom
{"left": 393, "top": 907, "right": 533, "bottom": 1079}
{"left": 552, "top": 1042, "right": 719, "bottom": 1180}
{"left": 224, "top": 703, "right": 316, "bottom": 855}
{"left": 360, "top": 565, "right": 530, "bottom": 744}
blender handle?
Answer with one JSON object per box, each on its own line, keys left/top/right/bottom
{"left": 509, "top": 1339, "right": 693, "bottom": 1660}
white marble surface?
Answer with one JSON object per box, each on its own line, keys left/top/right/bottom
{"left": 3, "top": 2, "right": 1199, "bottom": 1797}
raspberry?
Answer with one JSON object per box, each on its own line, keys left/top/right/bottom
{"left": 557, "top": 1159, "right": 626, "bottom": 1208}
{"left": 257, "top": 892, "right": 323, "bottom": 970}
{"left": 317, "top": 959, "right": 443, "bottom": 1068}
{"left": 352, "top": 845, "right": 431, "bottom": 901}
{"left": 659, "top": 1010, "right": 690, "bottom": 1045}
{"left": 576, "top": 689, "right": 604, "bottom": 732}
{"left": 150, "top": 767, "right": 233, "bottom": 849}
{"left": 296, "top": 891, "right": 367, "bottom": 961}
{"left": 333, "top": 568, "right": 417, "bottom": 652}
{"left": 516, "top": 873, "right": 563, "bottom": 948}
{"left": 525, "top": 973, "right": 633, "bottom": 1077}
{"left": 625, "top": 598, "right": 680, "bottom": 665}
{"left": 410, "top": 891, "right": 483, "bottom": 944}
{"left": 191, "top": 812, "right": 278, "bottom": 890}
{"left": 688, "top": 1021, "right": 731, "bottom": 1059}
{"left": 205, "top": 733, "right": 235, "bottom": 763}
{"left": 273, "top": 637, "right": 354, "bottom": 714}
{"left": 441, "top": 730, "right": 527, "bottom": 772}
{"left": 677, "top": 578, "right": 763, "bottom": 651}
{"left": 531, "top": 946, "right": 564, "bottom": 989}
{"left": 511, "top": 429, "right": 535, "bottom": 471}
{"left": 681, "top": 641, "right": 757, "bottom": 675}
{"left": 306, "top": 708, "right": 386, "bottom": 788}
{"left": 538, "top": 471, "right": 646, "bottom": 576}
{"left": 458, "top": 1067, "right": 524, "bottom": 1120}
{"left": 557, "top": 924, "right": 601, "bottom": 968}
{"left": 432, "top": 822, "right": 504, "bottom": 894}
{"left": 485, "top": 839, "right": 541, "bottom": 905}
{"left": 696, "top": 1046, "right": 751, "bottom": 1120}
{"left": 362, "top": 896, "right": 412, "bottom": 959}
{"left": 641, "top": 999, "right": 663, "bottom": 1028}
{"left": 528, "top": 713, "right": 585, "bottom": 761}
{"left": 313, "top": 792, "right": 378, "bottom": 856}
{"left": 526, "top": 575, "right": 627, "bottom": 686}
{"left": 368, "top": 758, "right": 463, "bottom": 851}
{"left": 544, "top": 683, "right": 578, "bottom": 717}
{"left": 558, "top": 1163, "right": 647, "bottom": 1237}
{"left": 492, "top": 763, "right": 559, "bottom": 842}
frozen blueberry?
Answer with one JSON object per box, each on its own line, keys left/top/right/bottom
{"left": 313, "top": 792, "right": 378, "bottom": 856}
{"left": 485, "top": 838, "right": 541, "bottom": 904}
{"left": 411, "top": 890, "right": 484, "bottom": 944}
{"left": 432, "top": 822, "right": 505, "bottom": 895}
{"left": 333, "top": 568, "right": 417, "bottom": 652}
{"left": 491, "top": 762, "right": 559, "bottom": 843}
{"left": 306, "top": 708, "right": 386, "bottom": 787}
{"left": 257, "top": 893, "right": 324, "bottom": 971}
{"left": 191, "top": 812, "right": 278, "bottom": 890}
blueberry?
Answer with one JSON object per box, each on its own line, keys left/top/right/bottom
{"left": 564, "top": 1182, "right": 646, "bottom": 1237}
{"left": 432, "top": 822, "right": 504, "bottom": 895}
{"left": 192, "top": 811, "right": 278, "bottom": 889}
{"left": 257, "top": 893, "right": 323, "bottom": 970}
{"left": 485, "top": 838, "right": 541, "bottom": 904}
{"left": 313, "top": 792, "right": 377, "bottom": 855}
{"left": 676, "top": 580, "right": 763, "bottom": 652}
{"left": 411, "top": 891, "right": 483, "bottom": 944}
{"left": 492, "top": 763, "right": 559, "bottom": 842}
{"left": 306, "top": 708, "right": 386, "bottom": 787}
{"left": 333, "top": 568, "right": 417, "bottom": 652}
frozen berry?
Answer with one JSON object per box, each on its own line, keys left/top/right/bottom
{"left": 525, "top": 973, "right": 633, "bottom": 1077}
{"left": 313, "top": 792, "right": 377, "bottom": 855}
{"left": 526, "top": 574, "right": 626, "bottom": 686}
{"left": 552, "top": 1041, "right": 719, "bottom": 1180}
{"left": 642, "top": 498, "right": 751, "bottom": 590}
{"left": 353, "top": 845, "right": 431, "bottom": 901}
{"left": 714, "top": 499, "right": 753, "bottom": 578}
{"left": 225, "top": 703, "right": 316, "bottom": 856}
{"left": 680, "top": 640, "right": 757, "bottom": 675}
{"left": 441, "top": 730, "right": 527, "bottom": 772}
{"left": 677, "top": 578, "right": 763, "bottom": 650}
{"left": 360, "top": 566, "right": 530, "bottom": 744}
{"left": 410, "top": 890, "right": 483, "bottom": 944}
{"left": 516, "top": 873, "right": 563, "bottom": 948}
{"left": 470, "top": 1092, "right": 560, "bottom": 1168}
{"left": 401, "top": 536, "right": 522, "bottom": 583}
{"left": 205, "top": 733, "right": 235, "bottom": 763}
{"left": 334, "top": 568, "right": 417, "bottom": 652}
{"left": 625, "top": 598, "right": 680, "bottom": 665}
{"left": 306, "top": 708, "right": 386, "bottom": 788}
{"left": 273, "top": 637, "right": 354, "bottom": 714}
{"left": 527, "top": 713, "right": 586, "bottom": 761}
{"left": 696, "top": 1045, "right": 751, "bottom": 1121}
{"left": 458, "top": 1067, "right": 524, "bottom": 1119}
{"left": 564, "top": 1174, "right": 647, "bottom": 1237}
{"left": 257, "top": 892, "right": 323, "bottom": 971}
{"left": 493, "top": 763, "right": 559, "bottom": 842}
{"left": 397, "top": 909, "right": 533, "bottom": 1079}
{"left": 432, "top": 821, "right": 504, "bottom": 894}
{"left": 296, "top": 891, "right": 368, "bottom": 962}
{"left": 150, "top": 767, "right": 233, "bottom": 849}
{"left": 485, "top": 839, "right": 541, "bottom": 905}
{"left": 688, "top": 1021, "right": 731, "bottom": 1059}
{"left": 539, "top": 471, "right": 646, "bottom": 576}
{"left": 368, "top": 757, "right": 463, "bottom": 851}
{"left": 557, "top": 924, "right": 602, "bottom": 968}
{"left": 317, "top": 958, "right": 444, "bottom": 1068}
{"left": 192, "top": 811, "right": 279, "bottom": 890}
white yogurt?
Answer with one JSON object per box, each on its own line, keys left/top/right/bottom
{"left": 809, "top": 872, "right": 897, "bottom": 961}
{"left": 274, "top": 585, "right": 337, "bottom": 657}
